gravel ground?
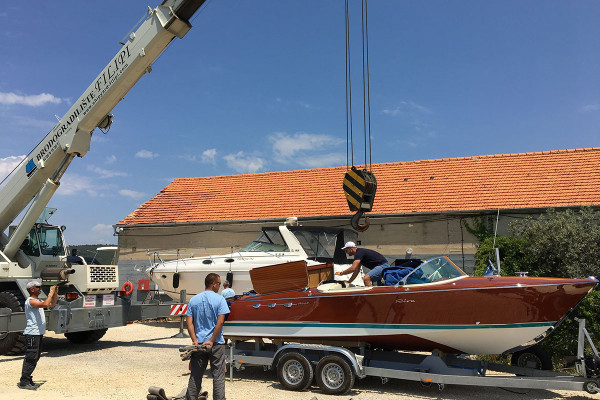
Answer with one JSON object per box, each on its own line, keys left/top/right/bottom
{"left": 0, "top": 320, "right": 596, "bottom": 400}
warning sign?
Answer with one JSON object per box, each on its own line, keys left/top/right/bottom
{"left": 102, "top": 294, "right": 115, "bottom": 306}
{"left": 83, "top": 295, "right": 96, "bottom": 308}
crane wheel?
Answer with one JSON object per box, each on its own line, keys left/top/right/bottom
{"left": 0, "top": 291, "right": 26, "bottom": 355}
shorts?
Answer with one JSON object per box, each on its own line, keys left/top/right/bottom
{"left": 366, "top": 263, "right": 391, "bottom": 283}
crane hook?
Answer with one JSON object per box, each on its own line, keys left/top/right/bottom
{"left": 351, "top": 210, "right": 370, "bottom": 232}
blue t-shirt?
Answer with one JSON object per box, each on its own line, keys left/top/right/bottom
{"left": 186, "top": 290, "right": 230, "bottom": 344}
{"left": 23, "top": 297, "right": 46, "bottom": 335}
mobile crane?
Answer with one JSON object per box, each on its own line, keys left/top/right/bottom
{"left": 0, "top": 0, "right": 207, "bottom": 355}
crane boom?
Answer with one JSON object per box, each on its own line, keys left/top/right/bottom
{"left": 0, "top": 0, "right": 207, "bottom": 258}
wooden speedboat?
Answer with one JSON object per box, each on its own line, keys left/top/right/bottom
{"left": 223, "top": 257, "right": 598, "bottom": 355}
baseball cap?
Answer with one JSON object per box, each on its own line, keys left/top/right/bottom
{"left": 26, "top": 281, "right": 42, "bottom": 290}
{"left": 341, "top": 241, "right": 357, "bottom": 250}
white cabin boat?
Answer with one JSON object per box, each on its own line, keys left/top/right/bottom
{"left": 145, "top": 221, "right": 362, "bottom": 301}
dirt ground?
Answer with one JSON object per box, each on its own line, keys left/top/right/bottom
{"left": 0, "top": 320, "right": 596, "bottom": 400}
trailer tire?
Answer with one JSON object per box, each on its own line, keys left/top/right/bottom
{"left": 277, "top": 352, "right": 314, "bottom": 391}
{"left": 65, "top": 328, "right": 108, "bottom": 344}
{"left": 584, "top": 380, "right": 599, "bottom": 394}
{"left": 510, "top": 345, "right": 553, "bottom": 371}
{"left": 315, "top": 355, "right": 354, "bottom": 395}
{"left": 0, "top": 291, "right": 26, "bottom": 355}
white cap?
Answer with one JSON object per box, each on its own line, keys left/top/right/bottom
{"left": 26, "top": 281, "right": 42, "bottom": 290}
{"left": 341, "top": 241, "right": 357, "bottom": 250}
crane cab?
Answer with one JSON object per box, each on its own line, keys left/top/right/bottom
{"left": 19, "top": 223, "right": 67, "bottom": 259}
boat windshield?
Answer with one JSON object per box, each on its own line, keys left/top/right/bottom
{"left": 401, "top": 256, "right": 466, "bottom": 285}
{"left": 241, "top": 229, "right": 289, "bottom": 252}
{"left": 292, "top": 230, "right": 338, "bottom": 259}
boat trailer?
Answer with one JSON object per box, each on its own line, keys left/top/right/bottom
{"left": 225, "top": 318, "right": 600, "bottom": 395}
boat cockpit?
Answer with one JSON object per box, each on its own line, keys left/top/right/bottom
{"left": 397, "top": 256, "right": 467, "bottom": 286}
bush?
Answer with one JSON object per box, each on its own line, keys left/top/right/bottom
{"left": 472, "top": 235, "right": 533, "bottom": 277}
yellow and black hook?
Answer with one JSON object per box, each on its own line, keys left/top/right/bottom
{"left": 351, "top": 210, "right": 370, "bottom": 232}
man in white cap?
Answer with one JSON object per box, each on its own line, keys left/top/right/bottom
{"left": 335, "top": 241, "right": 390, "bottom": 286}
{"left": 18, "top": 281, "right": 58, "bottom": 390}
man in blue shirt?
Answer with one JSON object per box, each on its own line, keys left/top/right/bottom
{"left": 335, "top": 241, "right": 390, "bottom": 286}
{"left": 185, "top": 273, "right": 229, "bottom": 400}
{"left": 19, "top": 281, "right": 58, "bottom": 390}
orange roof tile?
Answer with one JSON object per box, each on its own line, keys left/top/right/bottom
{"left": 117, "top": 148, "right": 600, "bottom": 226}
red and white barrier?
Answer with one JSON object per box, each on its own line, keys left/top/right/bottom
{"left": 170, "top": 304, "right": 188, "bottom": 315}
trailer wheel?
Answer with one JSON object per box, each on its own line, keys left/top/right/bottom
{"left": 315, "top": 355, "right": 355, "bottom": 395}
{"left": 65, "top": 328, "right": 108, "bottom": 344}
{"left": 584, "top": 380, "right": 599, "bottom": 394}
{"left": 0, "top": 291, "right": 26, "bottom": 355}
{"left": 510, "top": 345, "right": 553, "bottom": 371}
{"left": 277, "top": 352, "right": 314, "bottom": 391}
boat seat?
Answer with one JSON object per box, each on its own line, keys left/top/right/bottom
{"left": 316, "top": 281, "right": 374, "bottom": 293}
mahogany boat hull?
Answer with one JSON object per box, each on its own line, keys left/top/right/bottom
{"left": 224, "top": 276, "right": 597, "bottom": 355}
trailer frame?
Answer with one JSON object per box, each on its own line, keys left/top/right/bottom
{"left": 226, "top": 318, "right": 600, "bottom": 395}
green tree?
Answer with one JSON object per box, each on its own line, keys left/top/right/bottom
{"left": 511, "top": 208, "right": 600, "bottom": 278}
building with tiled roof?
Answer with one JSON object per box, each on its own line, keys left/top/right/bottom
{"left": 116, "top": 148, "right": 600, "bottom": 276}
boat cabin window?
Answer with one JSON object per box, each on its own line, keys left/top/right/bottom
{"left": 400, "top": 256, "right": 466, "bottom": 285}
{"left": 241, "top": 229, "right": 289, "bottom": 252}
{"left": 293, "top": 230, "right": 338, "bottom": 260}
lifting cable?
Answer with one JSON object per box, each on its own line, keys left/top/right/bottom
{"left": 361, "top": 0, "right": 373, "bottom": 172}
{"left": 343, "top": 0, "right": 377, "bottom": 232}
{"left": 345, "top": 0, "right": 373, "bottom": 171}
{"left": 345, "top": 0, "right": 354, "bottom": 168}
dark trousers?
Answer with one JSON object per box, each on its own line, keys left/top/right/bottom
{"left": 186, "top": 343, "right": 226, "bottom": 400}
{"left": 20, "top": 334, "right": 43, "bottom": 385}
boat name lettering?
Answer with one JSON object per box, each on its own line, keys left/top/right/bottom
{"left": 395, "top": 298, "right": 415, "bottom": 304}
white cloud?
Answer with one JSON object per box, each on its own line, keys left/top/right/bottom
{"left": 92, "top": 223, "right": 113, "bottom": 233}
{"left": 57, "top": 173, "right": 109, "bottom": 197}
{"left": 382, "top": 100, "right": 432, "bottom": 116}
{"left": 295, "top": 153, "right": 346, "bottom": 168}
{"left": 582, "top": 104, "right": 600, "bottom": 112}
{"left": 223, "top": 151, "right": 265, "bottom": 174}
{"left": 0, "top": 155, "right": 26, "bottom": 179}
{"left": 269, "top": 132, "right": 343, "bottom": 163}
{"left": 179, "top": 149, "right": 217, "bottom": 164}
{"left": 10, "top": 115, "right": 56, "bottom": 130}
{"left": 298, "top": 101, "right": 314, "bottom": 109}
{"left": 119, "top": 189, "right": 147, "bottom": 200}
{"left": 88, "top": 224, "right": 116, "bottom": 245}
{"left": 87, "top": 165, "right": 127, "bottom": 179}
{"left": 179, "top": 154, "right": 198, "bottom": 162}
{"left": 135, "top": 149, "right": 159, "bottom": 159}
{"left": 105, "top": 155, "right": 117, "bottom": 164}
{"left": 201, "top": 148, "right": 217, "bottom": 164}
{"left": 0, "top": 92, "right": 64, "bottom": 106}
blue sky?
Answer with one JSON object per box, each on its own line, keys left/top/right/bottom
{"left": 1, "top": 0, "right": 599, "bottom": 245}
